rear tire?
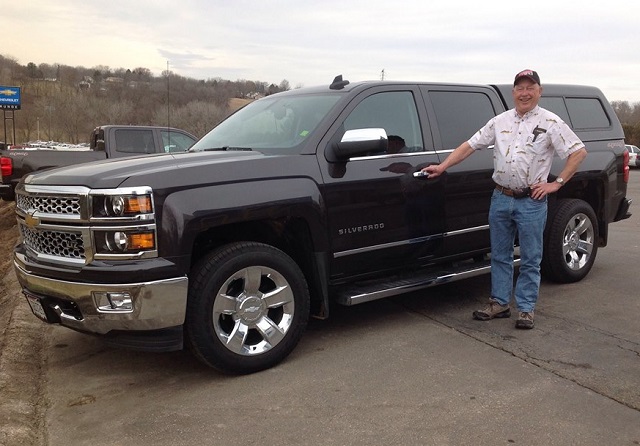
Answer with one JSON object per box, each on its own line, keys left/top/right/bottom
{"left": 541, "top": 199, "right": 598, "bottom": 283}
{"left": 185, "top": 242, "right": 310, "bottom": 374}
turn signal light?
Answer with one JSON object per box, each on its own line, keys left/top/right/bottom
{"left": 129, "top": 233, "right": 155, "bottom": 250}
{"left": 125, "top": 196, "right": 152, "bottom": 214}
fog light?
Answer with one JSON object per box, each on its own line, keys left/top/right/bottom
{"left": 95, "top": 229, "right": 156, "bottom": 255}
{"left": 93, "top": 292, "right": 133, "bottom": 312}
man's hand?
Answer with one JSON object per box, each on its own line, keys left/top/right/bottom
{"left": 530, "top": 148, "right": 586, "bottom": 200}
{"left": 424, "top": 164, "right": 445, "bottom": 178}
{"left": 422, "top": 141, "right": 475, "bottom": 178}
{"left": 530, "top": 181, "right": 561, "bottom": 200}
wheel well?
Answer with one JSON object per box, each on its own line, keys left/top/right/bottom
{"left": 190, "top": 217, "right": 325, "bottom": 315}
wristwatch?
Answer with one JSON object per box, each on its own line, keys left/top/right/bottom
{"left": 555, "top": 177, "right": 565, "bottom": 186}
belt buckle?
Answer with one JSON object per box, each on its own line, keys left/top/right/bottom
{"left": 513, "top": 187, "right": 531, "bottom": 199}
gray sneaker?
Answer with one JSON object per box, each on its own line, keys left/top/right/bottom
{"left": 473, "top": 298, "right": 511, "bottom": 321}
{"left": 515, "top": 311, "right": 535, "bottom": 329}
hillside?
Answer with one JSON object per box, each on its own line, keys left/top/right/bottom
{"left": 0, "top": 54, "right": 286, "bottom": 145}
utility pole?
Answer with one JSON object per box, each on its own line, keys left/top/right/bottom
{"left": 167, "top": 60, "right": 172, "bottom": 150}
{"left": 46, "top": 105, "right": 54, "bottom": 140}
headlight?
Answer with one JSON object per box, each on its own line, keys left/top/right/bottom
{"left": 93, "top": 193, "right": 153, "bottom": 218}
{"left": 106, "top": 196, "right": 126, "bottom": 216}
{"left": 89, "top": 187, "right": 158, "bottom": 259}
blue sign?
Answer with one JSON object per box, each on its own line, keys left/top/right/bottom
{"left": 0, "top": 86, "right": 21, "bottom": 110}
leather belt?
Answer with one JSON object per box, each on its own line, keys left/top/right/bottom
{"left": 495, "top": 184, "right": 531, "bottom": 199}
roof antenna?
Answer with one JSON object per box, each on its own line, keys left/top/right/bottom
{"left": 330, "top": 75, "right": 349, "bottom": 90}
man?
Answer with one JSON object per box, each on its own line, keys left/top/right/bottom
{"left": 424, "top": 69, "right": 587, "bottom": 329}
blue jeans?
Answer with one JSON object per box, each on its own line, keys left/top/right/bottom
{"left": 489, "top": 190, "right": 547, "bottom": 313}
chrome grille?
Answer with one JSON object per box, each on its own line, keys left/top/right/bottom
{"left": 19, "top": 224, "right": 86, "bottom": 260}
{"left": 17, "top": 194, "right": 81, "bottom": 216}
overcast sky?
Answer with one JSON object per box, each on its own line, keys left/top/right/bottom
{"left": 3, "top": 0, "right": 639, "bottom": 102}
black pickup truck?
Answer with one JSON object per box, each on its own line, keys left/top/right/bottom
{"left": 0, "top": 125, "right": 197, "bottom": 200}
{"left": 13, "top": 76, "right": 632, "bottom": 374}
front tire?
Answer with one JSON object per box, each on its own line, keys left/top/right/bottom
{"left": 186, "top": 242, "right": 310, "bottom": 374}
{"left": 541, "top": 199, "right": 598, "bottom": 283}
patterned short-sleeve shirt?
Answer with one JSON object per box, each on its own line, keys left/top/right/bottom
{"left": 467, "top": 105, "right": 584, "bottom": 189}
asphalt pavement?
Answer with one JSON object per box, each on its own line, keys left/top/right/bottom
{"left": 20, "top": 172, "right": 640, "bottom": 445}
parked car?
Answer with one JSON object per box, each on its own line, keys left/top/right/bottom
{"left": 626, "top": 144, "right": 639, "bottom": 167}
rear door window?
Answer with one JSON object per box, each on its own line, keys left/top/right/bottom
{"left": 114, "top": 129, "right": 155, "bottom": 154}
{"left": 427, "top": 90, "right": 497, "bottom": 150}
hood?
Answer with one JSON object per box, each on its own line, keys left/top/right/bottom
{"left": 23, "top": 151, "right": 264, "bottom": 189}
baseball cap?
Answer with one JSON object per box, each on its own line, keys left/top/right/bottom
{"left": 514, "top": 69, "right": 541, "bottom": 86}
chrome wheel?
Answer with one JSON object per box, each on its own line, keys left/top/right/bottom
{"left": 542, "top": 199, "right": 598, "bottom": 283}
{"left": 213, "top": 266, "right": 295, "bottom": 356}
{"left": 562, "top": 212, "right": 595, "bottom": 271}
{"left": 186, "top": 242, "right": 310, "bottom": 374}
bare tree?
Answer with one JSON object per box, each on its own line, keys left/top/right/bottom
{"left": 611, "top": 100, "right": 640, "bottom": 145}
{"left": 278, "top": 79, "right": 291, "bottom": 91}
{"left": 56, "top": 92, "right": 92, "bottom": 143}
{"left": 153, "top": 100, "right": 229, "bottom": 137}
{"left": 2, "top": 53, "right": 413, "bottom": 144}
{"left": 612, "top": 101, "right": 633, "bottom": 124}
{"left": 133, "top": 67, "right": 152, "bottom": 82}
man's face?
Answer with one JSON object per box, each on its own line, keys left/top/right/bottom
{"left": 512, "top": 78, "right": 542, "bottom": 115}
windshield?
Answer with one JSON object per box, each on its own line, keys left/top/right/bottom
{"left": 190, "top": 93, "right": 341, "bottom": 154}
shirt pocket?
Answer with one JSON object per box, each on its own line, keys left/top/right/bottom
{"left": 527, "top": 131, "right": 550, "bottom": 156}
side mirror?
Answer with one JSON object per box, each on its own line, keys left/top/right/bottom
{"left": 328, "top": 128, "right": 388, "bottom": 161}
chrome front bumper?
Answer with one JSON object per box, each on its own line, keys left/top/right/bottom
{"left": 14, "top": 255, "right": 188, "bottom": 335}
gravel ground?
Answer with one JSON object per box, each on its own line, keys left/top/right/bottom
{"left": 0, "top": 199, "right": 47, "bottom": 446}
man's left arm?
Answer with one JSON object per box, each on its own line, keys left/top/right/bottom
{"left": 530, "top": 147, "right": 587, "bottom": 199}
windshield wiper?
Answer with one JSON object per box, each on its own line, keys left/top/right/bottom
{"left": 202, "top": 146, "right": 253, "bottom": 152}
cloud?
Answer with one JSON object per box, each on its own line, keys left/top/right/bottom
{"left": 2, "top": 0, "right": 640, "bottom": 102}
{"left": 157, "top": 50, "right": 216, "bottom": 72}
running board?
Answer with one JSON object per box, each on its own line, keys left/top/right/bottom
{"left": 334, "top": 258, "right": 520, "bottom": 306}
